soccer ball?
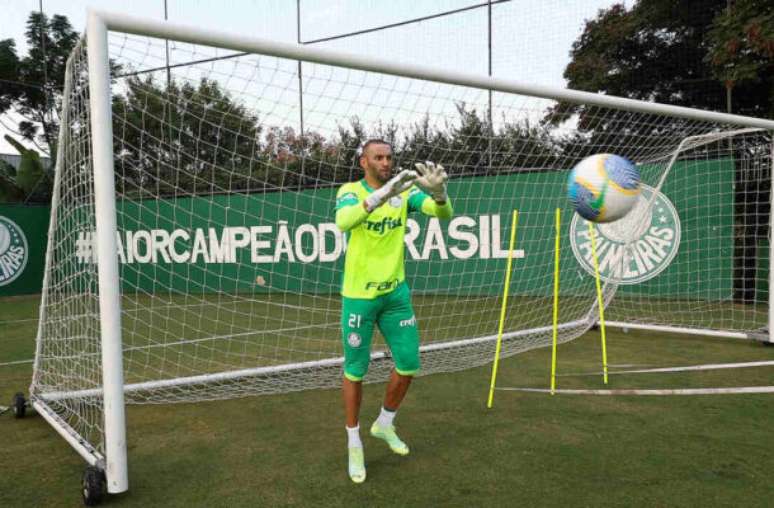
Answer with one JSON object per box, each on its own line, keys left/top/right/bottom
{"left": 567, "top": 153, "right": 641, "bottom": 223}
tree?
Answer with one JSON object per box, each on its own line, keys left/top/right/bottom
{"left": 111, "top": 75, "right": 264, "bottom": 197}
{"left": 1, "top": 134, "right": 49, "bottom": 204}
{"left": 554, "top": 0, "right": 774, "bottom": 303}
{"left": 548, "top": 1, "right": 726, "bottom": 154}
{"left": 707, "top": 0, "right": 774, "bottom": 118}
{"left": 0, "top": 159, "right": 25, "bottom": 202}
{"left": 0, "top": 135, "right": 50, "bottom": 203}
{"left": 393, "top": 105, "right": 562, "bottom": 177}
{"left": 549, "top": 0, "right": 772, "bottom": 139}
{"left": 0, "top": 12, "right": 79, "bottom": 156}
{"left": 0, "top": 39, "right": 22, "bottom": 114}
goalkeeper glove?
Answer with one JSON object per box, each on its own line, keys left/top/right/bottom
{"left": 414, "top": 161, "right": 448, "bottom": 203}
{"left": 363, "top": 169, "right": 418, "bottom": 212}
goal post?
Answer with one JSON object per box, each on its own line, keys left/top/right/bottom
{"left": 31, "top": 9, "right": 774, "bottom": 500}
{"left": 86, "top": 12, "right": 128, "bottom": 493}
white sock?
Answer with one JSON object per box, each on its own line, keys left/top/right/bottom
{"left": 376, "top": 407, "right": 396, "bottom": 428}
{"left": 346, "top": 424, "right": 362, "bottom": 448}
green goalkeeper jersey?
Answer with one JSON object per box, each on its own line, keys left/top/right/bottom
{"left": 335, "top": 179, "right": 453, "bottom": 299}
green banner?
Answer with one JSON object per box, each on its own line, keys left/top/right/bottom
{"left": 1, "top": 159, "right": 739, "bottom": 299}
{"left": 103, "top": 174, "right": 568, "bottom": 295}
{"left": 0, "top": 204, "right": 50, "bottom": 296}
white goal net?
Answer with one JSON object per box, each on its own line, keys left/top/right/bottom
{"left": 30, "top": 13, "right": 773, "bottom": 487}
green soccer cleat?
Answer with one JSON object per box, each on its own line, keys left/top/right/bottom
{"left": 348, "top": 447, "right": 366, "bottom": 483}
{"left": 370, "top": 422, "right": 409, "bottom": 456}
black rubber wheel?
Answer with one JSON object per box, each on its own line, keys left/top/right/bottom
{"left": 12, "top": 392, "right": 26, "bottom": 419}
{"left": 82, "top": 466, "right": 106, "bottom": 506}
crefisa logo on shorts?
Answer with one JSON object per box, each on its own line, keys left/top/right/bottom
{"left": 0, "top": 216, "right": 29, "bottom": 287}
{"left": 347, "top": 332, "right": 362, "bottom": 348}
{"left": 570, "top": 184, "right": 681, "bottom": 284}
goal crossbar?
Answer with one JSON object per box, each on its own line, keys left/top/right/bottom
{"left": 91, "top": 9, "right": 774, "bottom": 131}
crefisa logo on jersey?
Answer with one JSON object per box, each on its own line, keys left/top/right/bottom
{"left": 0, "top": 216, "right": 29, "bottom": 287}
{"left": 570, "top": 184, "right": 681, "bottom": 284}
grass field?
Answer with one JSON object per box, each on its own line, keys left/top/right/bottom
{"left": 2, "top": 294, "right": 774, "bottom": 507}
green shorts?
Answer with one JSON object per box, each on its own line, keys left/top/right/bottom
{"left": 341, "top": 281, "right": 420, "bottom": 381}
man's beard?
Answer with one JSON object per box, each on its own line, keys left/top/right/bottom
{"left": 374, "top": 167, "right": 392, "bottom": 183}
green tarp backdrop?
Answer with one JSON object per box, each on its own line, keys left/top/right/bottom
{"left": 0, "top": 161, "right": 747, "bottom": 299}
{"left": 0, "top": 204, "right": 50, "bottom": 296}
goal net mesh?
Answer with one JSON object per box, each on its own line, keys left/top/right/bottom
{"left": 31, "top": 32, "right": 771, "bottom": 455}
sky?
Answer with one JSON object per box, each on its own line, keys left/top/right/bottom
{"left": 0, "top": 0, "right": 622, "bottom": 155}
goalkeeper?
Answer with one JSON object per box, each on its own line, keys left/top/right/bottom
{"left": 335, "top": 139, "right": 453, "bottom": 483}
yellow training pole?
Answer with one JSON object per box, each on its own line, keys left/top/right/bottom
{"left": 550, "top": 208, "right": 561, "bottom": 395}
{"left": 487, "top": 210, "right": 519, "bottom": 409}
{"left": 588, "top": 222, "right": 609, "bottom": 384}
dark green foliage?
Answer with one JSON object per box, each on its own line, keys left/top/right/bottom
{"left": 549, "top": 1, "right": 772, "bottom": 136}
{"left": 0, "top": 39, "right": 22, "bottom": 112}
{"left": 707, "top": 0, "right": 774, "bottom": 118}
{"left": 112, "top": 75, "right": 264, "bottom": 197}
{"left": 0, "top": 135, "right": 50, "bottom": 203}
{"left": 0, "top": 12, "right": 79, "bottom": 155}
{"left": 0, "top": 158, "right": 24, "bottom": 202}
{"left": 109, "top": 74, "right": 567, "bottom": 198}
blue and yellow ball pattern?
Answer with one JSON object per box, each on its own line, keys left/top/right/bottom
{"left": 567, "top": 153, "right": 641, "bottom": 223}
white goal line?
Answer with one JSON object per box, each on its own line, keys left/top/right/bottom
{"left": 0, "top": 358, "right": 34, "bottom": 367}
{"left": 603, "top": 321, "right": 755, "bottom": 340}
{"left": 495, "top": 386, "right": 774, "bottom": 396}
{"left": 557, "top": 360, "right": 774, "bottom": 377}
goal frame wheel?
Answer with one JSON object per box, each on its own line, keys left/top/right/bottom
{"left": 82, "top": 466, "right": 107, "bottom": 506}
{"left": 12, "top": 392, "right": 26, "bottom": 419}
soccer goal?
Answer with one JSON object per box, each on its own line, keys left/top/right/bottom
{"left": 29, "top": 9, "right": 773, "bottom": 502}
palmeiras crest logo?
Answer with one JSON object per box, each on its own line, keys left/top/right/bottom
{"left": 0, "top": 216, "right": 29, "bottom": 287}
{"left": 570, "top": 184, "right": 681, "bottom": 285}
{"left": 347, "top": 332, "right": 362, "bottom": 348}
